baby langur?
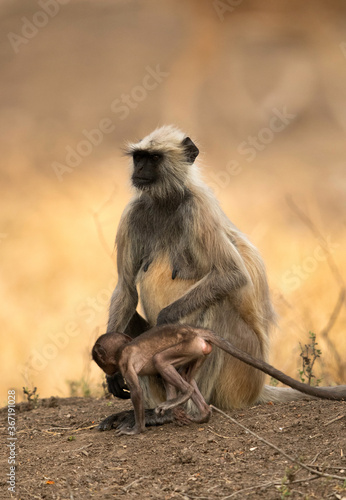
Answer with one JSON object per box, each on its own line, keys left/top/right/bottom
{"left": 92, "top": 325, "right": 346, "bottom": 436}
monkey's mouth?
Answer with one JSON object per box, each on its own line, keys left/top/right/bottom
{"left": 132, "top": 176, "right": 156, "bottom": 188}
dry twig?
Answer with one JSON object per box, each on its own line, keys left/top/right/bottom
{"left": 207, "top": 426, "right": 233, "bottom": 439}
{"left": 211, "top": 405, "right": 346, "bottom": 482}
{"left": 122, "top": 476, "right": 150, "bottom": 492}
{"left": 43, "top": 424, "right": 97, "bottom": 433}
{"left": 324, "top": 414, "right": 345, "bottom": 427}
{"left": 286, "top": 196, "right": 346, "bottom": 380}
{"left": 221, "top": 475, "right": 320, "bottom": 500}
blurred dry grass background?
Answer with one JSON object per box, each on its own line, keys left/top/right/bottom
{"left": 1, "top": 0, "right": 346, "bottom": 403}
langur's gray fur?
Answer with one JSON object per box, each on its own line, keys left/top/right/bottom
{"left": 106, "top": 125, "right": 322, "bottom": 411}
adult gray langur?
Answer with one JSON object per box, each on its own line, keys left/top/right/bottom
{"left": 99, "top": 125, "right": 345, "bottom": 431}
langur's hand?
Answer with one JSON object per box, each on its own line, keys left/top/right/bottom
{"left": 106, "top": 373, "right": 131, "bottom": 399}
{"left": 156, "top": 306, "right": 179, "bottom": 326}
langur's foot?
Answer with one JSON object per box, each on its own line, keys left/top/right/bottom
{"left": 98, "top": 408, "right": 174, "bottom": 432}
{"left": 172, "top": 407, "right": 194, "bottom": 426}
{"left": 97, "top": 410, "right": 131, "bottom": 431}
{"left": 186, "top": 406, "right": 212, "bottom": 424}
{"left": 115, "top": 424, "right": 145, "bottom": 436}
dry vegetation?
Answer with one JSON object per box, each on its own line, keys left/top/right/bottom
{"left": 1, "top": 0, "right": 346, "bottom": 406}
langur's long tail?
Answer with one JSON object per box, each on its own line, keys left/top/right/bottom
{"left": 202, "top": 331, "right": 346, "bottom": 401}
{"left": 258, "top": 383, "right": 346, "bottom": 403}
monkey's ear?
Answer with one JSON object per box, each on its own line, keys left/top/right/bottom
{"left": 92, "top": 343, "right": 106, "bottom": 364}
{"left": 182, "top": 137, "right": 199, "bottom": 164}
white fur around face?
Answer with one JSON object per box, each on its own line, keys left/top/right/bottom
{"left": 126, "top": 125, "right": 199, "bottom": 200}
{"left": 127, "top": 125, "right": 186, "bottom": 155}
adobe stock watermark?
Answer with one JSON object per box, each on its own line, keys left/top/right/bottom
{"left": 7, "top": 390, "right": 16, "bottom": 495}
{"left": 52, "top": 64, "right": 169, "bottom": 182}
{"left": 7, "top": 0, "right": 70, "bottom": 55}
{"left": 21, "top": 275, "right": 116, "bottom": 373}
{"left": 110, "top": 65, "right": 169, "bottom": 120}
{"left": 52, "top": 118, "right": 115, "bottom": 182}
{"left": 280, "top": 235, "right": 340, "bottom": 293}
{"left": 208, "top": 106, "right": 296, "bottom": 196}
{"left": 213, "top": 0, "right": 243, "bottom": 22}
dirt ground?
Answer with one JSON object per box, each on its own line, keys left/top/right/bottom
{"left": 1, "top": 396, "right": 346, "bottom": 500}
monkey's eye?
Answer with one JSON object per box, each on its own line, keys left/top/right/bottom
{"left": 151, "top": 154, "right": 161, "bottom": 162}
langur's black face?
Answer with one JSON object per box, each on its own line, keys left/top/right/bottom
{"left": 131, "top": 150, "right": 163, "bottom": 189}
{"left": 130, "top": 137, "right": 199, "bottom": 191}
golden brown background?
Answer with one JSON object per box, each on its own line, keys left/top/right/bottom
{"left": 1, "top": 0, "right": 346, "bottom": 403}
